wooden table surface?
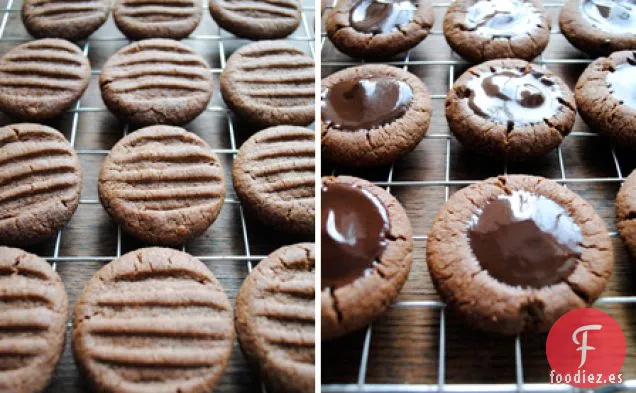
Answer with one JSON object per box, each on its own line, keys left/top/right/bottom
{"left": 321, "top": 1, "right": 636, "bottom": 389}
{"left": 0, "top": 1, "right": 316, "bottom": 392}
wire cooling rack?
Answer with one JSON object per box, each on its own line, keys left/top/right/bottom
{"left": 0, "top": 1, "right": 314, "bottom": 392}
{"left": 321, "top": 1, "right": 636, "bottom": 392}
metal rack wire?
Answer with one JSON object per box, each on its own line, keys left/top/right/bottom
{"left": 321, "top": 2, "right": 636, "bottom": 392}
{"left": 0, "top": 0, "right": 314, "bottom": 391}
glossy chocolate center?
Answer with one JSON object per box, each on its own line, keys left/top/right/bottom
{"left": 322, "top": 77, "right": 413, "bottom": 130}
{"left": 321, "top": 182, "right": 390, "bottom": 289}
{"left": 349, "top": 0, "right": 417, "bottom": 34}
{"left": 464, "top": 0, "right": 542, "bottom": 37}
{"left": 581, "top": 0, "right": 636, "bottom": 34}
{"left": 468, "top": 191, "right": 582, "bottom": 288}
{"left": 466, "top": 69, "right": 562, "bottom": 125}
{"left": 606, "top": 61, "right": 636, "bottom": 108}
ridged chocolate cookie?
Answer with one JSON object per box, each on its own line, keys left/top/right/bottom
{"left": 100, "top": 39, "right": 213, "bottom": 126}
{"left": 321, "top": 64, "right": 431, "bottom": 167}
{"left": 235, "top": 243, "right": 315, "bottom": 393}
{"left": 0, "top": 247, "right": 68, "bottom": 393}
{"left": 0, "top": 39, "right": 90, "bottom": 121}
{"left": 22, "top": 0, "right": 110, "bottom": 41}
{"left": 617, "top": 170, "right": 636, "bottom": 259}
{"left": 233, "top": 126, "right": 315, "bottom": 237}
{"left": 576, "top": 50, "right": 636, "bottom": 150}
{"left": 427, "top": 175, "right": 613, "bottom": 335}
{"left": 321, "top": 176, "right": 413, "bottom": 339}
{"left": 0, "top": 123, "right": 82, "bottom": 246}
{"left": 72, "top": 248, "right": 234, "bottom": 393}
{"left": 209, "top": 0, "right": 301, "bottom": 39}
{"left": 443, "top": 0, "right": 551, "bottom": 63}
{"left": 445, "top": 59, "right": 576, "bottom": 161}
{"left": 560, "top": 0, "right": 636, "bottom": 57}
{"left": 114, "top": 0, "right": 202, "bottom": 40}
{"left": 220, "top": 41, "right": 314, "bottom": 127}
{"left": 98, "top": 126, "right": 225, "bottom": 246}
{"left": 326, "top": 0, "right": 435, "bottom": 59}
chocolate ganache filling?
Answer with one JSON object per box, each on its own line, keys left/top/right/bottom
{"left": 466, "top": 68, "right": 562, "bottom": 125}
{"left": 322, "top": 77, "right": 413, "bottom": 130}
{"left": 606, "top": 58, "right": 636, "bottom": 108}
{"left": 321, "top": 182, "right": 390, "bottom": 289}
{"left": 581, "top": 0, "right": 636, "bottom": 34}
{"left": 464, "top": 0, "right": 543, "bottom": 38}
{"left": 349, "top": 0, "right": 417, "bottom": 34}
{"left": 468, "top": 191, "right": 583, "bottom": 288}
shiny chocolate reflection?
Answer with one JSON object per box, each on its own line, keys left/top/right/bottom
{"left": 464, "top": 0, "right": 543, "bottom": 37}
{"left": 466, "top": 68, "right": 563, "bottom": 125}
{"left": 581, "top": 0, "right": 636, "bottom": 34}
{"left": 468, "top": 191, "right": 583, "bottom": 288}
{"left": 321, "top": 182, "right": 390, "bottom": 289}
{"left": 350, "top": 0, "right": 417, "bottom": 34}
{"left": 322, "top": 77, "right": 413, "bottom": 130}
{"left": 607, "top": 61, "right": 636, "bottom": 108}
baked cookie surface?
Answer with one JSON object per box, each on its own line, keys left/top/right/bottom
{"left": 0, "top": 123, "right": 82, "bottom": 246}
{"left": 445, "top": 59, "right": 576, "bottom": 161}
{"left": 209, "top": 0, "right": 301, "bottom": 39}
{"left": 233, "top": 126, "right": 315, "bottom": 237}
{"left": 617, "top": 170, "right": 636, "bottom": 259}
{"left": 114, "top": 0, "right": 202, "bottom": 40}
{"left": 0, "top": 247, "right": 68, "bottom": 393}
{"left": 443, "top": 0, "right": 551, "bottom": 62}
{"left": 22, "top": 0, "right": 110, "bottom": 41}
{"left": 220, "top": 41, "right": 314, "bottom": 127}
{"left": 326, "top": 0, "right": 435, "bottom": 59}
{"left": 321, "top": 176, "right": 413, "bottom": 339}
{"left": 321, "top": 64, "right": 431, "bottom": 167}
{"left": 100, "top": 39, "right": 213, "bottom": 126}
{"left": 576, "top": 50, "right": 636, "bottom": 149}
{"left": 559, "top": 0, "right": 636, "bottom": 57}
{"left": 0, "top": 39, "right": 90, "bottom": 121}
{"left": 235, "top": 243, "right": 315, "bottom": 393}
{"left": 98, "top": 125, "right": 225, "bottom": 246}
{"left": 72, "top": 248, "right": 234, "bottom": 393}
{"left": 427, "top": 175, "right": 613, "bottom": 335}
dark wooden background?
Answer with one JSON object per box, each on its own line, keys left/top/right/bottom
{"left": 0, "top": 0, "right": 315, "bottom": 392}
{"left": 321, "top": 1, "right": 636, "bottom": 389}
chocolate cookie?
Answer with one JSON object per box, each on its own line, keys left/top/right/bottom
{"left": 575, "top": 50, "right": 636, "bottom": 150}
{"left": 617, "top": 170, "right": 636, "bottom": 259}
{"left": 232, "top": 126, "right": 315, "bottom": 237}
{"left": 321, "top": 176, "right": 413, "bottom": 339}
{"left": 0, "top": 247, "right": 68, "bottom": 393}
{"left": 446, "top": 59, "right": 576, "bottom": 161}
{"left": 322, "top": 64, "right": 431, "bottom": 167}
{"left": 99, "top": 126, "right": 225, "bottom": 246}
{"left": 209, "top": 0, "right": 301, "bottom": 39}
{"left": 427, "top": 175, "right": 613, "bottom": 335}
{"left": 114, "top": 0, "right": 202, "bottom": 40}
{"left": 0, "top": 123, "right": 82, "bottom": 246}
{"left": 22, "top": 0, "right": 110, "bottom": 41}
{"left": 443, "top": 0, "right": 551, "bottom": 63}
{"left": 560, "top": 0, "right": 636, "bottom": 57}
{"left": 100, "top": 39, "right": 213, "bottom": 126}
{"left": 72, "top": 248, "right": 234, "bottom": 393}
{"left": 235, "top": 243, "right": 315, "bottom": 393}
{"left": 0, "top": 39, "right": 90, "bottom": 121}
{"left": 220, "top": 41, "right": 314, "bottom": 127}
{"left": 326, "top": 0, "right": 435, "bottom": 59}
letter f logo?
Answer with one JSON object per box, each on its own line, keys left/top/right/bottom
{"left": 572, "top": 324, "right": 602, "bottom": 368}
